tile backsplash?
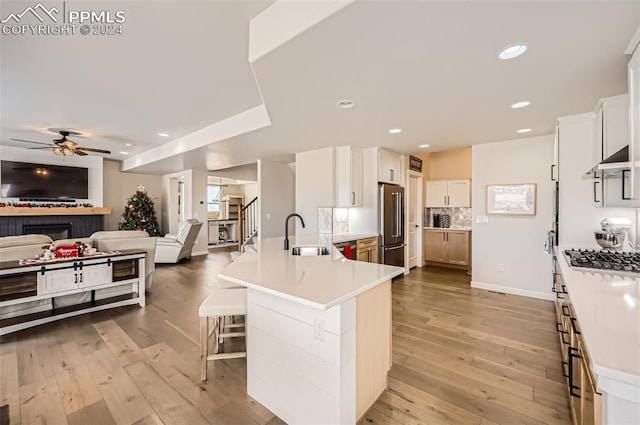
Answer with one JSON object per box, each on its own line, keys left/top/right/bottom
{"left": 318, "top": 207, "right": 350, "bottom": 234}
{"left": 426, "top": 207, "right": 472, "bottom": 227}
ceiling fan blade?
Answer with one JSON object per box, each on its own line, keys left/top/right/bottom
{"left": 74, "top": 149, "right": 88, "bottom": 156}
{"left": 11, "top": 138, "right": 51, "bottom": 146}
{"left": 76, "top": 147, "right": 111, "bottom": 154}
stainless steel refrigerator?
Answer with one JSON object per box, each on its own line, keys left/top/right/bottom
{"left": 379, "top": 183, "right": 405, "bottom": 267}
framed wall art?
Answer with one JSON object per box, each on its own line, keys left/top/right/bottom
{"left": 486, "top": 183, "right": 536, "bottom": 215}
{"left": 409, "top": 155, "right": 422, "bottom": 172}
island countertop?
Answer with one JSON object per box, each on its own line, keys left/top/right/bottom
{"left": 219, "top": 235, "right": 404, "bottom": 310}
{"left": 556, "top": 247, "right": 640, "bottom": 389}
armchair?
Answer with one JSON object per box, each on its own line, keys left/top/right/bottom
{"left": 155, "top": 219, "right": 203, "bottom": 264}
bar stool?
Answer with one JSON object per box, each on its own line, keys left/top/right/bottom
{"left": 199, "top": 288, "right": 247, "bottom": 381}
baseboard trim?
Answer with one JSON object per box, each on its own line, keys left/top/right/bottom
{"left": 470, "top": 281, "right": 554, "bottom": 301}
{"left": 191, "top": 250, "right": 208, "bottom": 257}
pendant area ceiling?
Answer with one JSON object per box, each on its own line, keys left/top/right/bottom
{"left": 1, "top": 1, "right": 638, "bottom": 175}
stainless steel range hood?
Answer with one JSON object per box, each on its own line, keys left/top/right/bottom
{"left": 584, "top": 145, "right": 630, "bottom": 178}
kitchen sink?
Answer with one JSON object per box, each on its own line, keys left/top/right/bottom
{"left": 291, "top": 246, "right": 330, "bottom": 256}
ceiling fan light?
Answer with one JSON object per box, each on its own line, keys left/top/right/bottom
{"left": 53, "top": 146, "right": 64, "bottom": 155}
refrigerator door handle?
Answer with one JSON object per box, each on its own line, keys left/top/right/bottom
{"left": 384, "top": 244, "right": 405, "bottom": 251}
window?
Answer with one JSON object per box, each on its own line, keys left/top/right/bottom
{"left": 207, "top": 185, "right": 224, "bottom": 219}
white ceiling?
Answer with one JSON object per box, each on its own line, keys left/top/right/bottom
{"left": 1, "top": 1, "right": 639, "bottom": 175}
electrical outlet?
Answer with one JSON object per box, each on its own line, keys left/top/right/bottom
{"left": 313, "top": 317, "right": 325, "bottom": 342}
{"left": 477, "top": 215, "right": 489, "bottom": 224}
{"left": 498, "top": 263, "right": 505, "bottom": 272}
{"left": 266, "top": 213, "right": 271, "bottom": 220}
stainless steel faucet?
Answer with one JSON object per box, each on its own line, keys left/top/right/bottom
{"left": 284, "top": 213, "right": 305, "bottom": 250}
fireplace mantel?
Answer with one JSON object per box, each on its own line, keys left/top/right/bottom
{"left": 0, "top": 207, "right": 111, "bottom": 217}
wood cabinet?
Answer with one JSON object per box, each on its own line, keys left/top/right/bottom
{"left": 424, "top": 229, "right": 469, "bottom": 268}
{"left": 0, "top": 251, "right": 146, "bottom": 335}
{"left": 356, "top": 236, "right": 378, "bottom": 263}
{"left": 425, "top": 180, "right": 470, "bottom": 207}
{"left": 378, "top": 148, "right": 402, "bottom": 185}
{"left": 335, "top": 146, "right": 363, "bottom": 207}
{"left": 553, "top": 264, "right": 602, "bottom": 425}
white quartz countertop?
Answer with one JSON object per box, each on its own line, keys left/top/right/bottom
{"left": 556, "top": 247, "right": 640, "bottom": 387}
{"left": 219, "top": 235, "right": 403, "bottom": 310}
{"left": 423, "top": 226, "right": 472, "bottom": 231}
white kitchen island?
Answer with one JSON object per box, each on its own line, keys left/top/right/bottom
{"left": 219, "top": 235, "right": 404, "bottom": 424}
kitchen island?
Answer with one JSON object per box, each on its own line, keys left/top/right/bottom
{"left": 555, "top": 248, "right": 640, "bottom": 424}
{"left": 219, "top": 235, "right": 404, "bottom": 424}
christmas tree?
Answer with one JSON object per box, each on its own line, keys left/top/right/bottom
{"left": 118, "top": 185, "right": 160, "bottom": 236}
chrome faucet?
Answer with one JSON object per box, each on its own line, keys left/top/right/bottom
{"left": 284, "top": 213, "right": 305, "bottom": 250}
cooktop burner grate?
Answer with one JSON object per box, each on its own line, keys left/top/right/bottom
{"left": 564, "top": 249, "right": 640, "bottom": 273}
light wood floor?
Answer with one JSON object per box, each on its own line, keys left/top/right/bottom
{"left": 0, "top": 249, "right": 570, "bottom": 425}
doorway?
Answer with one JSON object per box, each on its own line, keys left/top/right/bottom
{"left": 407, "top": 172, "right": 423, "bottom": 269}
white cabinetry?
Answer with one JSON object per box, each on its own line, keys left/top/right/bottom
{"left": 425, "top": 180, "right": 470, "bottom": 207}
{"left": 629, "top": 30, "right": 640, "bottom": 205}
{"left": 594, "top": 95, "right": 629, "bottom": 164}
{"left": 377, "top": 148, "right": 402, "bottom": 185}
{"left": 335, "top": 146, "right": 362, "bottom": 207}
{"left": 37, "top": 263, "right": 112, "bottom": 294}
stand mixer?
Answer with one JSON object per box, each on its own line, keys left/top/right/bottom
{"left": 595, "top": 217, "right": 633, "bottom": 251}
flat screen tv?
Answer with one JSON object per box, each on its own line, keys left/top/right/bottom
{"left": 0, "top": 160, "right": 89, "bottom": 200}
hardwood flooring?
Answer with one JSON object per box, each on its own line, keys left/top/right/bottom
{"left": 0, "top": 249, "right": 570, "bottom": 425}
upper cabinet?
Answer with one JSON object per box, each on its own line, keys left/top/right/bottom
{"left": 425, "top": 180, "right": 470, "bottom": 208}
{"left": 335, "top": 146, "right": 362, "bottom": 207}
{"left": 593, "top": 95, "right": 629, "bottom": 164}
{"left": 628, "top": 29, "right": 640, "bottom": 205}
{"left": 378, "top": 148, "right": 402, "bottom": 185}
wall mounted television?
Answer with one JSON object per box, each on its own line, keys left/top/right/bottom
{"left": 0, "top": 160, "right": 89, "bottom": 200}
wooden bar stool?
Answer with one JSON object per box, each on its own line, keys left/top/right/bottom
{"left": 199, "top": 288, "right": 247, "bottom": 381}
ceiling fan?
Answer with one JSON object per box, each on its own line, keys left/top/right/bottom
{"left": 12, "top": 130, "right": 111, "bottom": 156}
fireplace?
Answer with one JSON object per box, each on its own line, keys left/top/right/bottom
{"left": 23, "top": 223, "right": 72, "bottom": 240}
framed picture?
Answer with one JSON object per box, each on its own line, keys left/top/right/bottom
{"left": 409, "top": 155, "right": 422, "bottom": 172}
{"left": 486, "top": 183, "right": 536, "bottom": 215}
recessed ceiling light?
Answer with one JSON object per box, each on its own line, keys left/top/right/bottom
{"left": 125, "top": 143, "right": 132, "bottom": 147}
{"left": 419, "top": 144, "right": 430, "bottom": 148}
{"left": 120, "top": 151, "right": 129, "bottom": 155}
{"left": 511, "top": 101, "right": 531, "bottom": 109}
{"left": 336, "top": 100, "right": 354, "bottom": 109}
{"left": 158, "top": 132, "right": 170, "bottom": 137}
{"left": 498, "top": 43, "right": 528, "bottom": 60}
{"left": 517, "top": 128, "right": 532, "bottom": 133}
{"left": 388, "top": 128, "right": 402, "bottom": 134}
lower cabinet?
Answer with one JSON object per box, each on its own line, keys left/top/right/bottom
{"left": 554, "top": 267, "right": 603, "bottom": 425}
{"left": 356, "top": 236, "right": 378, "bottom": 263}
{"left": 424, "top": 229, "right": 470, "bottom": 268}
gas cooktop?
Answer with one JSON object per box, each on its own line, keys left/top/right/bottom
{"left": 563, "top": 249, "right": 640, "bottom": 273}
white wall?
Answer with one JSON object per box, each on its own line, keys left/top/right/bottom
{"left": 243, "top": 183, "right": 258, "bottom": 202}
{"left": 163, "top": 170, "right": 192, "bottom": 235}
{"left": 103, "top": 160, "right": 163, "bottom": 231}
{"left": 558, "top": 114, "right": 636, "bottom": 248}
{"left": 191, "top": 169, "right": 209, "bottom": 255}
{"left": 258, "top": 160, "right": 295, "bottom": 239}
{"left": 0, "top": 146, "right": 103, "bottom": 206}
{"left": 295, "top": 148, "right": 334, "bottom": 234}
{"left": 471, "top": 135, "right": 555, "bottom": 300}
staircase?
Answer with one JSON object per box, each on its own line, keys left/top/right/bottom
{"left": 238, "top": 197, "right": 258, "bottom": 252}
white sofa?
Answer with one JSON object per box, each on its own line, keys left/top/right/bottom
{"left": 155, "top": 219, "right": 203, "bottom": 263}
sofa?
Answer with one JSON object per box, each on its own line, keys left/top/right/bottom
{"left": 155, "top": 219, "right": 203, "bottom": 263}
{"left": 0, "top": 231, "right": 156, "bottom": 320}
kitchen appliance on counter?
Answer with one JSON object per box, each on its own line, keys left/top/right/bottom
{"left": 595, "top": 217, "right": 633, "bottom": 250}
{"left": 563, "top": 249, "right": 640, "bottom": 273}
{"left": 432, "top": 213, "right": 442, "bottom": 228}
{"left": 379, "top": 183, "right": 405, "bottom": 267}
